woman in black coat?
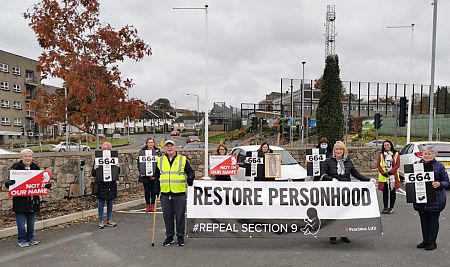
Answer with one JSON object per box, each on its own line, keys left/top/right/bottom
{"left": 212, "top": 144, "right": 231, "bottom": 181}
{"left": 138, "top": 137, "right": 161, "bottom": 212}
{"left": 413, "top": 146, "right": 449, "bottom": 251}
{"left": 92, "top": 142, "right": 119, "bottom": 229}
{"left": 316, "top": 137, "right": 332, "bottom": 158}
{"left": 321, "top": 141, "right": 373, "bottom": 244}
{"left": 4, "top": 148, "right": 51, "bottom": 247}
{"left": 255, "top": 142, "right": 274, "bottom": 181}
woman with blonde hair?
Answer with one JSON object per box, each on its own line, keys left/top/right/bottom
{"left": 321, "top": 141, "right": 373, "bottom": 244}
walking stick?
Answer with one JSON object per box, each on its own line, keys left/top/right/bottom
{"left": 151, "top": 197, "right": 157, "bottom": 247}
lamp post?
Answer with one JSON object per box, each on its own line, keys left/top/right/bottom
{"left": 174, "top": 4, "right": 209, "bottom": 178}
{"left": 387, "top": 24, "right": 414, "bottom": 143}
{"left": 301, "top": 61, "right": 306, "bottom": 146}
{"left": 187, "top": 93, "right": 200, "bottom": 136}
{"left": 289, "top": 80, "right": 293, "bottom": 146}
{"left": 428, "top": 0, "right": 438, "bottom": 141}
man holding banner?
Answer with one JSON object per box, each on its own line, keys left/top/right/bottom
{"left": 4, "top": 148, "right": 52, "bottom": 248}
{"left": 154, "top": 140, "right": 195, "bottom": 247}
{"left": 410, "top": 146, "right": 448, "bottom": 251}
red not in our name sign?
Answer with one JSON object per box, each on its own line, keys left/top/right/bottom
{"left": 8, "top": 170, "right": 52, "bottom": 197}
{"left": 209, "top": 155, "right": 238, "bottom": 176}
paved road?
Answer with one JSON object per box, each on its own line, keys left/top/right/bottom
{"left": 1, "top": 191, "right": 449, "bottom": 267}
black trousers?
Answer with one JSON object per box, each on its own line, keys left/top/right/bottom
{"left": 382, "top": 182, "right": 396, "bottom": 209}
{"left": 142, "top": 180, "right": 156, "bottom": 204}
{"left": 418, "top": 210, "right": 441, "bottom": 245}
{"left": 160, "top": 194, "right": 186, "bottom": 237}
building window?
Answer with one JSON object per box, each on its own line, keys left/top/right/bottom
{"left": 13, "top": 84, "right": 21, "bottom": 93}
{"left": 26, "top": 110, "right": 34, "bottom": 117}
{"left": 0, "top": 63, "right": 8, "bottom": 72}
{"left": 12, "top": 66, "right": 21, "bottom": 76}
{"left": 1, "top": 99, "right": 10, "bottom": 108}
{"left": 1, "top": 117, "right": 10, "bottom": 125}
{"left": 13, "top": 101, "right": 22, "bottom": 110}
{"left": 0, "top": 81, "right": 9, "bottom": 90}
{"left": 14, "top": 118, "right": 22, "bottom": 126}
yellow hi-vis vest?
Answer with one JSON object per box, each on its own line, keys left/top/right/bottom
{"left": 157, "top": 154, "right": 187, "bottom": 193}
{"left": 378, "top": 152, "right": 399, "bottom": 182}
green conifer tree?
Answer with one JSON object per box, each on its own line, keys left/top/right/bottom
{"left": 316, "top": 55, "right": 344, "bottom": 146}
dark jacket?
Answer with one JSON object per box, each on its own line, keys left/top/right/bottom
{"left": 154, "top": 152, "right": 195, "bottom": 196}
{"left": 6, "top": 161, "right": 41, "bottom": 213}
{"left": 321, "top": 157, "right": 370, "bottom": 182}
{"left": 91, "top": 165, "right": 118, "bottom": 200}
{"left": 316, "top": 143, "right": 332, "bottom": 158}
{"left": 138, "top": 145, "right": 161, "bottom": 183}
{"left": 413, "top": 159, "right": 449, "bottom": 212}
{"left": 255, "top": 149, "right": 274, "bottom": 181}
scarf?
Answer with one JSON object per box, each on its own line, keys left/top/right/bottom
{"left": 336, "top": 158, "right": 345, "bottom": 175}
{"left": 383, "top": 151, "right": 395, "bottom": 190}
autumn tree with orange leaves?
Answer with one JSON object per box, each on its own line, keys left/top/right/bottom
{"left": 24, "top": 0, "right": 151, "bottom": 137}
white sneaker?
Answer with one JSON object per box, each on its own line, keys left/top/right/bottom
{"left": 29, "top": 240, "right": 40, "bottom": 246}
{"left": 18, "top": 242, "right": 30, "bottom": 248}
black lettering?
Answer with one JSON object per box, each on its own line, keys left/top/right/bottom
{"left": 310, "top": 188, "right": 319, "bottom": 206}
{"left": 361, "top": 188, "right": 371, "bottom": 206}
{"left": 204, "top": 186, "right": 213, "bottom": 205}
{"left": 223, "top": 187, "right": 232, "bottom": 205}
{"left": 351, "top": 188, "right": 361, "bottom": 206}
{"left": 331, "top": 187, "right": 340, "bottom": 206}
{"left": 242, "top": 188, "right": 253, "bottom": 205}
{"left": 268, "top": 188, "right": 278, "bottom": 205}
{"left": 342, "top": 187, "right": 350, "bottom": 206}
{"left": 232, "top": 188, "right": 242, "bottom": 205}
{"left": 299, "top": 188, "right": 309, "bottom": 205}
{"left": 194, "top": 186, "right": 203, "bottom": 205}
{"left": 213, "top": 187, "right": 222, "bottom": 205}
{"left": 279, "top": 188, "right": 288, "bottom": 206}
{"left": 254, "top": 188, "right": 263, "bottom": 205}
{"left": 320, "top": 187, "right": 331, "bottom": 206}
{"left": 289, "top": 188, "right": 299, "bottom": 206}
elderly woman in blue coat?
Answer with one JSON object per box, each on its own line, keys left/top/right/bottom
{"left": 413, "top": 146, "right": 449, "bottom": 251}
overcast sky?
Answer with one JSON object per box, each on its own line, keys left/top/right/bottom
{"left": 1, "top": 0, "right": 449, "bottom": 112}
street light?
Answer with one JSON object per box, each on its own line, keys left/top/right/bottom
{"left": 187, "top": 93, "right": 200, "bottom": 136}
{"left": 301, "top": 61, "right": 306, "bottom": 146}
{"left": 174, "top": 4, "right": 209, "bottom": 178}
{"left": 428, "top": 0, "right": 438, "bottom": 141}
{"left": 387, "top": 24, "right": 414, "bottom": 144}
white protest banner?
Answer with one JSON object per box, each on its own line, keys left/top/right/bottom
{"left": 404, "top": 162, "right": 436, "bottom": 203}
{"left": 210, "top": 155, "right": 238, "bottom": 176}
{"left": 8, "top": 170, "right": 52, "bottom": 197}
{"left": 187, "top": 181, "right": 382, "bottom": 238}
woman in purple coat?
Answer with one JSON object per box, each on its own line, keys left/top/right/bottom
{"left": 413, "top": 146, "right": 449, "bottom": 251}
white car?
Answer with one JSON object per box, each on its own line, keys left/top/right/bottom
{"left": 51, "top": 142, "right": 90, "bottom": 152}
{"left": 398, "top": 141, "right": 450, "bottom": 179}
{"left": 364, "top": 140, "right": 385, "bottom": 148}
{"left": 0, "top": 148, "right": 18, "bottom": 155}
{"left": 230, "top": 145, "right": 308, "bottom": 181}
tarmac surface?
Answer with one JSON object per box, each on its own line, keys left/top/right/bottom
{"left": 1, "top": 190, "right": 449, "bottom": 267}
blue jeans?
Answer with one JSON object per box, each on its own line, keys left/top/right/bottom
{"left": 98, "top": 198, "right": 114, "bottom": 222}
{"left": 15, "top": 212, "right": 36, "bottom": 243}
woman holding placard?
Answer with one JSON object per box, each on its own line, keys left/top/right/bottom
{"left": 4, "top": 148, "right": 51, "bottom": 247}
{"left": 377, "top": 140, "right": 400, "bottom": 214}
{"left": 255, "top": 142, "right": 274, "bottom": 181}
{"left": 413, "top": 146, "right": 449, "bottom": 251}
{"left": 212, "top": 144, "right": 231, "bottom": 181}
{"left": 139, "top": 137, "right": 161, "bottom": 212}
{"left": 92, "top": 142, "right": 118, "bottom": 229}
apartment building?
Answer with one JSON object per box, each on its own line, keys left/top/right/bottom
{"left": 0, "top": 50, "right": 40, "bottom": 146}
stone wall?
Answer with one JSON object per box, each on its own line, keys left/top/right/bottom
{"left": 0, "top": 147, "right": 378, "bottom": 211}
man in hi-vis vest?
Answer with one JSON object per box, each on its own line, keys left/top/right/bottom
{"left": 155, "top": 140, "right": 195, "bottom": 247}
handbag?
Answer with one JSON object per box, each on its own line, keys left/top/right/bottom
{"left": 90, "top": 181, "right": 99, "bottom": 195}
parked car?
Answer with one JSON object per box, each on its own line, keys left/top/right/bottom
{"left": 364, "top": 140, "right": 385, "bottom": 148}
{"left": 0, "top": 148, "right": 18, "bottom": 155}
{"left": 184, "top": 142, "right": 205, "bottom": 149}
{"left": 51, "top": 142, "right": 90, "bottom": 152}
{"left": 186, "top": 136, "right": 200, "bottom": 143}
{"left": 230, "top": 145, "right": 308, "bottom": 181}
{"left": 398, "top": 141, "right": 450, "bottom": 179}
{"left": 170, "top": 130, "right": 180, "bottom": 136}
{"left": 112, "top": 133, "right": 121, "bottom": 139}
